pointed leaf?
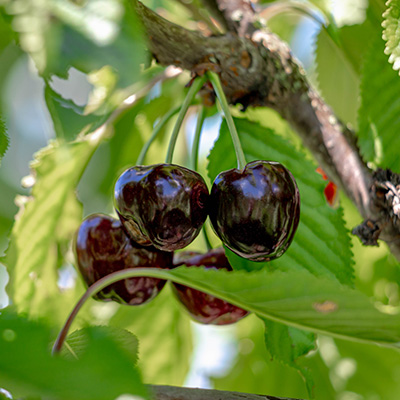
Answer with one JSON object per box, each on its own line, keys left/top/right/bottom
{"left": 1, "top": 132, "right": 105, "bottom": 318}
{"left": 116, "top": 266, "right": 400, "bottom": 349}
{"left": 208, "top": 117, "right": 354, "bottom": 286}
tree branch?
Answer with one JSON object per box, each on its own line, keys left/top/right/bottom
{"left": 149, "top": 385, "right": 303, "bottom": 400}
{"left": 133, "top": 0, "right": 400, "bottom": 261}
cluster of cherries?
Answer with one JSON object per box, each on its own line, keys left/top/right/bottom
{"left": 75, "top": 160, "right": 300, "bottom": 325}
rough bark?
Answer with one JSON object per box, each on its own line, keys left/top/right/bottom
{"left": 133, "top": 0, "right": 400, "bottom": 261}
{"left": 149, "top": 385, "right": 302, "bottom": 400}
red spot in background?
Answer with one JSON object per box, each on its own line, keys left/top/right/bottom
{"left": 316, "top": 167, "right": 338, "bottom": 207}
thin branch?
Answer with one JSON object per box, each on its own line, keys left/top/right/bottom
{"left": 133, "top": 0, "right": 400, "bottom": 260}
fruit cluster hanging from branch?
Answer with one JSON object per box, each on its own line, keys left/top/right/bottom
{"left": 54, "top": 72, "right": 301, "bottom": 353}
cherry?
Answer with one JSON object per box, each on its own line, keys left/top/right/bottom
{"left": 209, "top": 160, "right": 300, "bottom": 262}
{"left": 74, "top": 214, "right": 173, "bottom": 305}
{"left": 114, "top": 164, "right": 209, "bottom": 252}
{"left": 172, "top": 248, "right": 250, "bottom": 325}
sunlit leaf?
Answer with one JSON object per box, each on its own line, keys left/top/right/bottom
{"left": 1, "top": 132, "right": 105, "bottom": 320}
{"left": 358, "top": 35, "right": 400, "bottom": 170}
{"left": 99, "top": 265, "right": 400, "bottom": 349}
{"left": 383, "top": 0, "right": 400, "bottom": 74}
{"left": 0, "top": 309, "right": 147, "bottom": 400}
{"left": 208, "top": 118, "right": 354, "bottom": 286}
{"left": 314, "top": 26, "right": 360, "bottom": 125}
{"left": 110, "top": 285, "right": 193, "bottom": 386}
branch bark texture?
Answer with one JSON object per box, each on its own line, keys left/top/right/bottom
{"left": 133, "top": 0, "right": 400, "bottom": 260}
{"left": 149, "top": 385, "right": 302, "bottom": 400}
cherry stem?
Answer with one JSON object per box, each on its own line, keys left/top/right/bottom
{"left": 136, "top": 106, "right": 180, "bottom": 165}
{"left": 206, "top": 71, "right": 247, "bottom": 170}
{"left": 165, "top": 75, "right": 207, "bottom": 164}
{"left": 190, "top": 105, "right": 206, "bottom": 171}
{"left": 189, "top": 106, "right": 213, "bottom": 251}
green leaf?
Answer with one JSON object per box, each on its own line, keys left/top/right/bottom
{"left": 336, "top": 337, "right": 400, "bottom": 399}
{"left": 334, "top": 22, "right": 375, "bottom": 75}
{"left": 212, "top": 315, "right": 335, "bottom": 400}
{"left": 0, "top": 309, "right": 147, "bottom": 400}
{"left": 0, "top": 116, "right": 9, "bottom": 166}
{"left": 44, "top": 84, "right": 106, "bottom": 140}
{"left": 110, "top": 285, "right": 193, "bottom": 386}
{"left": 262, "top": 319, "right": 315, "bottom": 397}
{"left": 0, "top": 12, "right": 16, "bottom": 54}
{"left": 119, "top": 266, "right": 400, "bottom": 349}
{"left": 383, "top": 0, "right": 400, "bottom": 73}
{"left": 62, "top": 326, "right": 138, "bottom": 365}
{"left": 2, "top": 0, "right": 146, "bottom": 87}
{"left": 97, "top": 95, "right": 173, "bottom": 195}
{"left": 1, "top": 132, "right": 105, "bottom": 319}
{"left": 208, "top": 117, "right": 354, "bottom": 286}
{"left": 314, "top": 26, "right": 360, "bottom": 125}
{"left": 358, "top": 35, "right": 400, "bottom": 170}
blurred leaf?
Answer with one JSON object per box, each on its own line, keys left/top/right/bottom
{"left": 0, "top": 308, "right": 147, "bottom": 400}
{"left": 314, "top": 26, "right": 359, "bottom": 125}
{"left": 2, "top": 0, "right": 147, "bottom": 141}
{"left": 2, "top": 0, "right": 146, "bottom": 87}
{"left": 334, "top": 22, "right": 375, "bottom": 75}
{"left": 383, "top": 0, "right": 400, "bottom": 74}
{"left": 262, "top": 319, "right": 315, "bottom": 396}
{"left": 62, "top": 326, "right": 138, "bottom": 365}
{"left": 110, "top": 285, "right": 193, "bottom": 386}
{"left": 1, "top": 132, "right": 105, "bottom": 319}
{"left": 212, "top": 315, "right": 335, "bottom": 400}
{"left": 0, "top": 12, "right": 15, "bottom": 54}
{"left": 337, "top": 337, "right": 400, "bottom": 399}
{"left": 257, "top": 0, "right": 332, "bottom": 20}
{"left": 358, "top": 35, "right": 400, "bottom": 170}
{"left": 44, "top": 84, "right": 106, "bottom": 140}
{"left": 0, "top": 116, "right": 9, "bottom": 166}
{"left": 208, "top": 118, "right": 354, "bottom": 287}
{"left": 100, "top": 95, "right": 173, "bottom": 189}
{"left": 129, "top": 265, "right": 400, "bottom": 349}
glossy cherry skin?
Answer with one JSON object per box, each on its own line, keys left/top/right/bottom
{"left": 114, "top": 164, "right": 209, "bottom": 252}
{"left": 172, "top": 248, "right": 250, "bottom": 325}
{"left": 74, "top": 214, "right": 173, "bottom": 305}
{"left": 209, "top": 160, "right": 300, "bottom": 262}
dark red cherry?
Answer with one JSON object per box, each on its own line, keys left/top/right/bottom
{"left": 172, "top": 248, "right": 250, "bottom": 325}
{"left": 209, "top": 160, "right": 300, "bottom": 262}
{"left": 114, "top": 164, "right": 209, "bottom": 252}
{"left": 74, "top": 214, "right": 172, "bottom": 305}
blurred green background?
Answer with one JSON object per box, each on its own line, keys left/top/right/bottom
{"left": 1, "top": 0, "right": 400, "bottom": 399}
